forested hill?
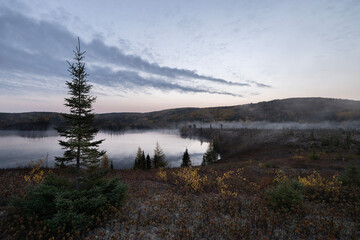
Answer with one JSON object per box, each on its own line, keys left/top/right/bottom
{"left": 1, "top": 98, "right": 359, "bottom": 130}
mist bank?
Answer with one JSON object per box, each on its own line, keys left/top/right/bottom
{"left": 1, "top": 118, "right": 359, "bottom": 141}
{"left": 180, "top": 121, "right": 360, "bottom": 130}
{"left": 1, "top": 98, "right": 360, "bottom": 131}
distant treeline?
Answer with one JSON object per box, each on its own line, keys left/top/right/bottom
{"left": 1, "top": 97, "right": 360, "bottom": 131}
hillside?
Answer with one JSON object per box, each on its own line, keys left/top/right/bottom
{"left": 0, "top": 98, "right": 359, "bottom": 130}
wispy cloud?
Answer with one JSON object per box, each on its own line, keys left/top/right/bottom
{"left": 246, "top": 80, "right": 271, "bottom": 88}
{"left": 0, "top": 8, "right": 265, "bottom": 97}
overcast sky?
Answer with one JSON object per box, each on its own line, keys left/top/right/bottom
{"left": 0, "top": 0, "right": 359, "bottom": 113}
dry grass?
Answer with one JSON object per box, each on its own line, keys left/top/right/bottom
{"left": 0, "top": 161, "right": 359, "bottom": 239}
{"left": 85, "top": 165, "right": 359, "bottom": 240}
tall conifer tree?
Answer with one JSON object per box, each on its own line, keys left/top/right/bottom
{"left": 56, "top": 38, "right": 105, "bottom": 182}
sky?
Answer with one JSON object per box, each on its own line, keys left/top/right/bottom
{"left": 0, "top": 0, "right": 359, "bottom": 113}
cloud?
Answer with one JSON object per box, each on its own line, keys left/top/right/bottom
{"left": 0, "top": 8, "right": 263, "bottom": 97}
{"left": 89, "top": 66, "right": 242, "bottom": 97}
{"left": 85, "top": 39, "right": 250, "bottom": 88}
{"left": 246, "top": 80, "right": 271, "bottom": 88}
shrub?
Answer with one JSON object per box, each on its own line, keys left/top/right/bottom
{"left": 309, "top": 145, "right": 320, "bottom": 160}
{"left": 101, "top": 154, "right": 110, "bottom": 169}
{"left": 273, "top": 169, "right": 288, "bottom": 184}
{"left": 157, "top": 168, "right": 167, "bottom": 181}
{"left": 298, "top": 170, "right": 341, "bottom": 202}
{"left": 10, "top": 173, "right": 128, "bottom": 236}
{"left": 267, "top": 180, "right": 303, "bottom": 212}
{"left": 216, "top": 170, "right": 237, "bottom": 197}
{"left": 339, "top": 164, "right": 360, "bottom": 187}
{"left": 172, "top": 167, "right": 208, "bottom": 193}
{"left": 24, "top": 156, "right": 52, "bottom": 184}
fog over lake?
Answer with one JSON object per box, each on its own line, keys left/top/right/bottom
{"left": 0, "top": 130, "right": 209, "bottom": 169}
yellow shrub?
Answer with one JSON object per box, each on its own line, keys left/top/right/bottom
{"left": 24, "top": 156, "right": 52, "bottom": 183}
{"left": 216, "top": 171, "right": 237, "bottom": 197}
{"left": 157, "top": 168, "right": 167, "bottom": 182}
{"left": 273, "top": 170, "right": 288, "bottom": 184}
{"left": 173, "top": 167, "right": 208, "bottom": 193}
{"left": 298, "top": 170, "right": 340, "bottom": 193}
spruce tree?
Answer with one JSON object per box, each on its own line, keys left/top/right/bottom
{"left": 146, "top": 154, "right": 152, "bottom": 170}
{"left": 201, "top": 141, "right": 218, "bottom": 166}
{"left": 153, "top": 142, "right": 167, "bottom": 168}
{"left": 141, "top": 151, "right": 146, "bottom": 169}
{"left": 134, "top": 147, "right": 146, "bottom": 170}
{"left": 56, "top": 38, "right": 105, "bottom": 188}
{"left": 181, "top": 148, "right": 191, "bottom": 167}
{"left": 134, "top": 147, "right": 142, "bottom": 169}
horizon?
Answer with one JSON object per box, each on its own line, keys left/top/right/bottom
{"left": 1, "top": 1, "right": 359, "bottom": 113}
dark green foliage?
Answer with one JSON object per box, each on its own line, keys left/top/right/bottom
{"left": 264, "top": 162, "right": 271, "bottom": 168}
{"left": 142, "top": 152, "right": 146, "bottom": 169}
{"left": 110, "top": 160, "right": 114, "bottom": 170}
{"left": 345, "top": 132, "right": 353, "bottom": 149}
{"left": 153, "top": 142, "right": 167, "bottom": 168}
{"left": 55, "top": 38, "right": 105, "bottom": 170}
{"left": 339, "top": 164, "right": 360, "bottom": 187}
{"left": 146, "top": 154, "right": 152, "bottom": 170}
{"left": 13, "top": 184, "right": 58, "bottom": 218}
{"left": 212, "top": 135, "right": 220, "bottom": 152}
{"left": 43, "top": 174, "right": 74, "bottom": 189}
{"left": 202, "top": 141, "right": 218, "bottom": 166}
{"left": 134, "top": 147, "right": 146, "bottom": 170}
{"left": 181, "top": 148, "right": 191, "bottom": 167}
{"left": 309, "top": 145, "right": 320, "bottom": 160}
{"left": 11, "top": 173, "right": 128, "bottom": 234}
{"left": 267, "top": 180, "right": 303, "bottom": 212}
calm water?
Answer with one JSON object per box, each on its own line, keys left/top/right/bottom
{"left": 0, "top": 130, "right": 208, "bottom": 169}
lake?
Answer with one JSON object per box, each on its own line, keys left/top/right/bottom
{"left": 0, "top": 130, "right": 209, "bottom": 169}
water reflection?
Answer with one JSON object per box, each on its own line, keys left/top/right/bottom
{"left": 0, "top": 130, "right": 208, "bottom": 169}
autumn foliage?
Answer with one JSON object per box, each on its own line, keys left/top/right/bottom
{"left": 1, "top": 162, "right": 360, "bottom": 239}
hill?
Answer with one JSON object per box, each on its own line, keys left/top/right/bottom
{"left": 0, "top": 97, "right": 359, "bottom": 130}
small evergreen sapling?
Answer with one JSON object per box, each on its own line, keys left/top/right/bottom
{"left": 181, "top": 148, "right": 191, "bottom": 167}
{"left": 202, "top": 141, "right": 218, "bottom": 166}
{"left": 146, "top": 154, "right": 152, "bottom": 170}
{"left": 134, "top": 147, "right": 146, "bottom": 170}
{"left": 153, "top": 142, "right": 167, "bottom": 168}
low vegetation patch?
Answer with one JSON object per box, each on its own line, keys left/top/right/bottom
{"left": 1, "top": 163, "right": 360, "bottom": 239}
{"left": 2, "top": 170, "right": 127, "bottom": 239}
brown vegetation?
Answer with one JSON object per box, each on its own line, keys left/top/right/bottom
{"left": 1, "top": 159, "right": 359, "bottom": 239}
